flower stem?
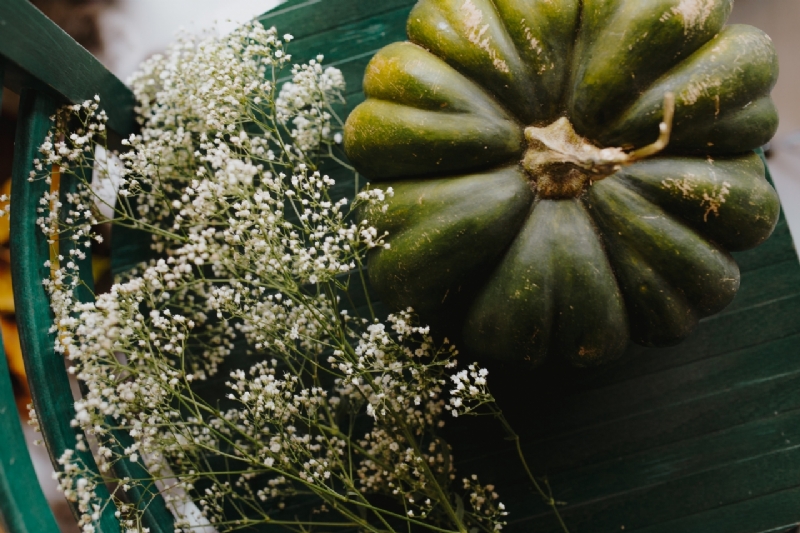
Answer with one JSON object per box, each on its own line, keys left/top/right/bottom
{"left": 488, "top": 404, "right": 570, "bottom": 533}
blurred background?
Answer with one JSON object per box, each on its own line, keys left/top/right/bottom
{"left": 1, "top": 0, "right": 799, "bottom": 531}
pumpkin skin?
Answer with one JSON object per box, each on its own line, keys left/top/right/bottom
{"left": 344, "top": 0, "right": 781, "bottom": 367}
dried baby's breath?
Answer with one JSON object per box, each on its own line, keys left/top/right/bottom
{"left": 30, "top": 21, "right": 529, "bottom": 533}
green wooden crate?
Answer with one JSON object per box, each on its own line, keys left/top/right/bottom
{"left": 2, "top": 0, "right": 800, "bottom": 532}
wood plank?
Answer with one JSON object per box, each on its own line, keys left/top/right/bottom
{"left": 580, "top": 292, "right": 800, "bottom": 387}
{"left": 10, "top": 90, "right": 121, "bottom": 533}
{"left": 279, "top": 5, "right": 410, "bottom": 66}
{"left": 450, "top": 334, "right": 800, "bottom": 467}
{"left": 0, "top": 69, "right": 60, "bottom": 533}
{"left": 532, "top": 409, "right": 800, "bottom": 507}
{"left": 464, "top": 291, "right": 800, "bottom": 427}
{"left": 258, "top": 0, "right": 415, "bottom": 42}
{"left": 632, "top": 487, "right": 800, "bottom": 533}
{"left": 721, "top": 258, "right": 800, "bottom": 316}
{"left": 734, "top": 219, "right": 799, "bottom": 273}
{"left": 456, "top": 402, "right": 800, "bottom": 512}
{"left": 0, "top": 342, "right": 62, "bottom": 533}
{"left": 0, "top": 0, "right": 135, "bottom": 137}
{"left": 512, "top": 445, "right": 800, "bottom": 532}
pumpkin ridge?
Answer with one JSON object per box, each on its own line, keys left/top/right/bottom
{"left": 582, "top": 181, "right": 701, "bottom": 332}
{"left": 594, "top": 222, "right": 699, "bottom": 346}
{"left": 599, "top": 23, "right": 778, "bottom": 151}
{"left": 558, "top": 0, "right": 585, "bottom": 117}
{"left": 569, "top": 0, "right": 733, "bottom": 140}
{"left": 466, "top": 0, "right": 535, "bottom": 118}
{"left": 587, "top": 177, "right": 739, "bottom": 318}
{"left": 407, "top": 0, "right": 556, "bottom": 123}
{"left": 361, "top": 42, "right": 518, "bottom": 119}
{"left": 610, "top": 154, "right": 780, "bottom": 251}
{"left": 562, "top": 0, "right": 595, "bottom": 120}
{"left": 364, "top": 166, "right": 534, "bottom": 317}
{"left": 487, "top": 0, "right": 583, "bottom": 121}
{"left": 610, "top": 170, "right": 737, "bottom": 252}
{"left": 464, "top": 197, "right": 628, "bottom": 365}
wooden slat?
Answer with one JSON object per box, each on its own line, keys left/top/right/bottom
{"left": 0, "top": 331, "right": 60, "bottom": 533}
{"left": 0, "top": 65, "right": 60, "bottom": 533}
{"left": 514, "top": 445, "right": 800, "bottom": 532}
{"left": 0, "top": 0, "right": 135, "bottom": 137}
{"left": 10, "top": 89, "right": 121, "bottom": 533}
{"left": 622, "top": 487, "right": 800, "bottom": 533}
{"left": 721, "top": 259, "right": 800, "bottom": 315}
{"left": 472, "top": 290, "right": 800, "bottom": 441}
{"left": 536, "top": 409, "right": 800, "bottom": 506}
{"left": 452, "top": 334, "right": 800, "bottom": 468}
{"left": 600, "top": 292, "right": 800, "bottom": 384}
{"left": 258, "top": 0, "right": 414, "bottom": 42}
{"left": 734, "top": 219, "right": 799, "bottom": 273}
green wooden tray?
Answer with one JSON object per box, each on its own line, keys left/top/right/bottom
{"left": 3, "top": 0, "right": 800, "bottom": 532}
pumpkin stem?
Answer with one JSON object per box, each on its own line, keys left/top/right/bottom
{"left": 522, "top": 92, "right": 676, "bottom": 199}
{"left": 627, "top": 92, "right": 676, "bottom": 161}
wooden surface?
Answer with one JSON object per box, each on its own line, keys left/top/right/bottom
{"left": 0, "top": 65, "right": 61, "bottom": 533}
{"left": 10, "top": 89, "right": 122, "bottom": 533}
{"left": 250, "top": 2, "right": 800, "bottom": 532}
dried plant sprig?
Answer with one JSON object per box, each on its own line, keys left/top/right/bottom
{"left": 31, "top": 20, "right": 566, "bottom": 533}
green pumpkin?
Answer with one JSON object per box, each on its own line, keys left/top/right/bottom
{"left": 343, "top": 0, "right": 781, "bottom": 368}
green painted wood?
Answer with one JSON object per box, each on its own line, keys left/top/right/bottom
{"left": 0, "top": 331, "right": 61, "bottom": 533}
{"left": 721, "top": 259, "right": 800, "bottom": 315}
{"left": 635, "top": 491, "right": 800, "bottom": 533}
{"left": 453, "top": 334, "right": 800, "bottom": 469}
{"left": 0, "top": 0, "right": 136, "bottom": 139}
{"left": 0, "top": 332, "right": 60, "bottom": 533}
{"left": 516, "top": 445, "right": 800, "bottom": 531}
{"left": 587, "top": 292, "right": 800, "bottom": 386}
{"left": 734, "top": 218, "right": 798, "bottom": 272}
{"left": 0, "top": 4, "right": 174, "bottom": 531}
{"left": 10, "top": 89, "right": 120, "bottom": 533}
{"left": 0, "top": 62, "right": 61, "bottom": 533}
{"left": 761, "top": 527, "right": 800, "bottom": 533}
{"left": 531, "top": 408, "right": 800, "bottom": 507}
{"left": 257, "top": 0, "right": 413, "bottom": 42}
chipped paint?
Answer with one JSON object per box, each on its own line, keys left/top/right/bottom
{"left": 680, "top": 76, "right": 722, "bottom": 105}
{"left": 521, "top": 19, "right": 544, "bottom": 54}
{"left": 660, "top": 0, "right": 716, "bottom": 35}
{"left": 662, "top": 176, "right": 732, "bottom": 221}
{"left": 462, "top": 0, "right": 510, "bottom": 73}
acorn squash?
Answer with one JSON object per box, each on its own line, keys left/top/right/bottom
{"left": 343, "top": 0, "right": 781, "bottom": 367}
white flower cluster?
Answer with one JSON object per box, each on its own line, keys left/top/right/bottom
{"left": 276, "top": 57, "right": 346, "bottom": 155}
{"left": 32, "top": 20, "right": 521, "bottom": 533}
{"left": 446, "top": 362, "right": 494, "bottom": 417}
{"left": 462, "top": 475, "right": 509, "bottom": 531}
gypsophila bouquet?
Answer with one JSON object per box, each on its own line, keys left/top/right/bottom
{"left": 29, "top": 21, "right": 566, "bottom": 533}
